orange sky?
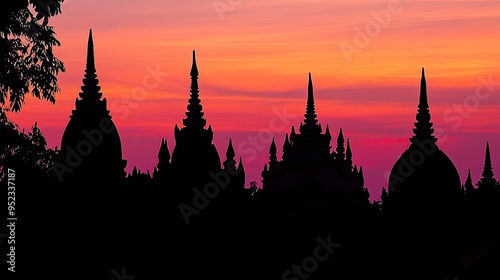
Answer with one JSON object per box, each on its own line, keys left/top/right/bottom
{"left": 7, "top": 0, "right": 500, "bottom": 200}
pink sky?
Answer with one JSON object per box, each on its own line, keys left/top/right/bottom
{"left": 7, "top": 0, "right": 500, "bottom": 200}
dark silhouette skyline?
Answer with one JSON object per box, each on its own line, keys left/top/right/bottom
{"left": 2, "top": 29, "right": 500, "bottom": 280}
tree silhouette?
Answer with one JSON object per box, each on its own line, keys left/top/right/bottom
{"left": 0, "top": 110, "right": 57, "bottom": 180}
{"left": 0, "top": 0, "right": 65, "bottom": 112}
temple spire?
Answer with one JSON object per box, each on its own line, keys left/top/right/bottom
{"left": 411, "top": 67, "right": 436, "bottom": 143}
{"left": 359, "top": 166, "right": 364, "bottom": 185}
{"left": 336, "top": 128, "right": 345, "bottom": 160}
{"left": 300, "top": 73, "right": 321, "bottom": 134}
{"left": 224, "top": 138, "right": 235, "bottom": 167}
{"left": 157, "top": 138, "right": 171, "bottom": 173}
{"left": 304, "top": 72, "right": 318, "bottom": 126}
{"left": 79, "top": 29, "right": 102, "bottom": 101}
{"left": 158, "top": 138, "right": 170, "bottom": 161}
{"left": 464, "top": 169, "right": 475, "bottom": 194}
{"left": 183, "top": 50, "right": 206, "bottom": 129}
{"left": 346, "top": 138, "right": 352, "bottom": 168}
{"left": 190, "top": 50, "right": 198, "bottom": 77}
{"left": 270, "top": 137, "right": 277, "bottom": 163}
{"left": 237, "top": 157, "right": 244, "bottom": 173}
{"left": 483, "top": 142, "right": 493, "bottom": 177}
{"left": 226, "top": 138, "right": 235, "bottom": 160}
{"left": 478, "top": 142, "right": 497, "bottom": 190}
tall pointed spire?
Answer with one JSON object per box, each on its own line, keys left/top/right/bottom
{"left": 158, "top": 138, "right": 170, "bottom": 161}
{"left": 79, "top": 29, "right": 102, "bottom": 101}
{"left": 411, "top": 67, "right": 436, "bottom": 143}
{"left": 478, "top": 142, "right": 497, "bottom": 190}
{"left": 237, "top": 156, "right": 245, "bottom": 173}
{"left": 484, "top": 142, "right": 493, "bottom": 175}
{"left": 238, "top": 156, "right": 244, "bottom": 168}
{"left": 464, "top": 169, "right": 475, "bottom": 194}
{"left": 481, "top": 142, "right": 494, "bottom": 180}
{"left": 304, "top": 72, "right": 318, "bottom": 126}
{"left": 270, "top": 137, "right": 277, "bottom": 163}
{"left": 300, "top": 73, "right": 321, "bottom": 135}
{"left": 336, "top": 128, "right": 345, "bottom": 160}
{"left": 226, "top": 138, "right": 235, "bottom": 160}
{"left": 190, "top": 50, "right": 198, "bottom": 77}
{"left": 346, "top": 138, "right": 352, "bottom": 168}
{"left": 223, "top": 138, "right": 236, "bottom": 168}
{"left": 157, "top": 138, "right": 171, "bottom": 173}
{"left": 183, "top": 50, "right": 206, "bottom": 129}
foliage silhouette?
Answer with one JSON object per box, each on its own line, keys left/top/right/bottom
{"left": 0, "top": 0, "right": 65, "bottom": 112}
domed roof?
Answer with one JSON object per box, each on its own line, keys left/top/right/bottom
{"left": 387, "top": 68, "right": 461, "bottom": 202}
{"left": 389, "top": 144, "right": 461, "bottom": 199}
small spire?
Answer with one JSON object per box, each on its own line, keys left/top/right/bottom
{"left": 464, "top": 169, "right": 475, "bottom": 194}
{"left": 158, "top": 137, "right": 171, "bottom": 162}
{"left": 411, "top": 67, "right": 436, "bottom": 143}
{"left": 325, "top": 124, "right": 330, "bottom": 136}
{"left": 263, "top": 164, "right": 268, "bottom": 172}
{"left": 270, "top": 137, "right": 277, "bottom": 163}
{"left": 79, "top": 29, "right": 102, "bottom": 101}
{"left": 237, "top": 156, "right": 245, "bottom": 172}
{"left": 482, "top": 142, "right": 494, "bottom": 180}
{"left": 226, "top": 138, "right": 235, "bottom": 161}
{"left": 157, "top": 138, "right": 171, "bottom": 173}
{"left": 346, "top": 138, "right": 352, "bottom": 167}
{"left": 336, "top": 128, "right": 345, "bottom": 160}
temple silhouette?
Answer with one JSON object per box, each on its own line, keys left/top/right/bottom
{"left": 152, "top": 50, "right": 245, "bottom": 201}
{"left": 258, "top": 73, "right": 370, "bottom": 219}
{"left": 384, "top": 68, "right": 462, "bottom": 210}
{"left": 4, "top": 30, "right": 500, "bottom": 280}
{"left": 53, "top": 30, "right": 127, "bottom": 186}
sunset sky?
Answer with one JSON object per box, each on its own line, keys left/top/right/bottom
{"left": 7, "top": 0, "right": 500, "bottom": 200}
